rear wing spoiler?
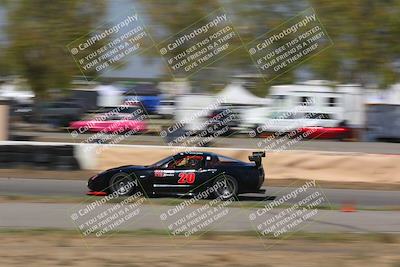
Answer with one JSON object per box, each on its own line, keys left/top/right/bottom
{"left": 248, "top": 151, "right": 265, "bottom": 167}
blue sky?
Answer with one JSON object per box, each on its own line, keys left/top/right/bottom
{"left": 0, "top": 0, "right": 164, "bottom": 79}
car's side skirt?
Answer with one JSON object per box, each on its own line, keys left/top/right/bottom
{"left": 153, "top": 184, "right": 192, "bottom": 188}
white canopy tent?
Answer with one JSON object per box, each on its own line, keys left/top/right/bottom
{"left": 216, "top": 82, "right": 269, "bottom": 106}
{"left": 216, "top": 82, "right": 271, "bottom": 129}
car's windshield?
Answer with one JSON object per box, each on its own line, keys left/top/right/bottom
{"left": 149, "top": 156, "right": 173, "bottom": 168}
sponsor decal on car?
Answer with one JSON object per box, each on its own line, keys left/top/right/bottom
{"left": 154, "top": 170, "right": 164, "bottom": 177}
{"left": 154, "top": 170, "right": 175, "bottom": 177}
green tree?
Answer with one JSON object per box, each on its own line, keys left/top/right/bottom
{"left": 138, "top": 0, "right": 303, "bottom": 95}
{"left": 140, "top": 0, "right": 400, "bottom": 90}
{"left": 307, "top": 0, "right": 400, "bottom": 88}
{"left": 138, "top": 0, "right": 224, "bottom": 89}
{"left": 4, "top": 0, "right": 107, "bottom": 99}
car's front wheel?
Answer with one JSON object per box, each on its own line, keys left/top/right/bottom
{"left": 109, "top": 172, "right": 136, "bottom": 196}
{"left": 212, "top": 175, "right": 238, "bottom": 201}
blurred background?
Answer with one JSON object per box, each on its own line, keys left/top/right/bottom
{"left": 0, "top": 0, "right": 399, "bottom": 146}
{"left": 0, "top": 1, "right": 399, "bottom": 267}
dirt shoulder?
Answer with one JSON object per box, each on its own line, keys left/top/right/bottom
{"left": 0, "top": 230, "right": 399, "bottom": 267}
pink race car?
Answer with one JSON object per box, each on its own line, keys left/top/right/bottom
{"left": 70, "top": 118, "right": 147, "bottom": 134}
{"left": 70, "top": 107, "right": 147, "bottom": 134}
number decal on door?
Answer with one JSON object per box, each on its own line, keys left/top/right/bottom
{"left": 177, "top": 173, "right": 196, "bottom": 184}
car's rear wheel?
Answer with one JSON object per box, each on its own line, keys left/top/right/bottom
{"left": 109, "top": 172, "right": 136, "bottom": 196}
{"left": 212, "top": 175, "right": 238, "bottom": 200}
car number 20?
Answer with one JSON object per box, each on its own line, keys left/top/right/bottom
{"left": 177, "top": 172, "right": 196, "bottom": 184}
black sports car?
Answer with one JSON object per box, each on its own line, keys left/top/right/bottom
{"left": 87, "top": 151, "right": 266, "bottom": 200}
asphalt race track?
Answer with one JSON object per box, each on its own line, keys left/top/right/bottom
{"left": 1, "top": 178, "right": 399, "bottom": 233}
{"left": 1, "top": 178, "right": 399, "bottom": 207}
{"left": 0, "top": 202, "right": 399, "bottom": 233}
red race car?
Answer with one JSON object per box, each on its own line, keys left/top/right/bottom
{"left": 297, "top": 126, "right": 352, "bottom": 140}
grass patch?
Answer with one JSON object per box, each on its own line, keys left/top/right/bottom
{"left": 0, "top": 228, "right": 398, "bottom": 244}
{"left": 1, "top": 194, "right": 400, "bottom": 211}
{"left": 274, "top": 231, "right": 399, "bottom": 243}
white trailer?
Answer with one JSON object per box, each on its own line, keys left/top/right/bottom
{"left": 264, "top": 80, "right": 365, "bottom": 130}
